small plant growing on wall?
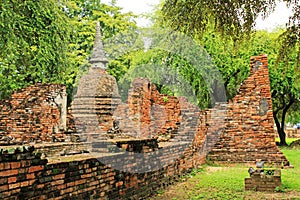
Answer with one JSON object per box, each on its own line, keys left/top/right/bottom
{"left": 163, "top": 96, "right": 169, "bottom": 103}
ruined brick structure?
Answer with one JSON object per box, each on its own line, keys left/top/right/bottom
{"left": 207, "top": 55, "right": 289, "bottom": 165}
{"left": 245, "top": 169, "right": 282, "bottom": 192}
{"left": 70, "top": 22, "right": 120, "bottom": 139}
{"left": 0, "top": 84, "right": 67, "bottom": 145}
{"left": 114, "top": 78, "right": 182, "bottom": 139}
{"left": 0, "top": 21, "right": 290, "bottom": 199}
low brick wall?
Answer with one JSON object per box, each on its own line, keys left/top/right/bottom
{"left": 285, "top": 129, "right": 300, "bottom": 138}
{"left": 0, "top": 144, "right": 205, "bottom": 200}
{"left": 245, "top": 170, "right": 281, "bottom": 192}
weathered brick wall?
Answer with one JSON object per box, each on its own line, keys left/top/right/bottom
{"left": 285, "top": 129, "right": 300, "bottom": 138}
{"left": 207, "top": 55, "right": 289, "bottom": 166}
{"left": 114, "top": 78, "right": 181, "bottom": 139}
{"left": 0, "top": 144, "right": 205, "bottom": 200}
{"left": 245, "top": 170, "right": 281, "bottom": 192}
{"left": 0, "top": 84, "right": 67, "bottom": 145}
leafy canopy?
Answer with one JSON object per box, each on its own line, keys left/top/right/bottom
{"left": 162, "top": 0, "right": 300, "bottom": 66}
{"left": 0, "top": 0, "right": 73, "bottom": 98}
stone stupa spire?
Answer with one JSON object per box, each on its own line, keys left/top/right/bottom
{"left": 89, "top": 22, "right": 108, "bottom": 69}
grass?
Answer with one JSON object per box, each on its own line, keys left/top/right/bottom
{"left": 280, "top": 147, "right": 300, "bottom": 192}
{"left": 152, "top": 138, "right": 300, "bottom": 200}
{"left": 275, "top": 137, "right": 299, "bottom": 145}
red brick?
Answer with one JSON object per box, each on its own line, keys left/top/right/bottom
{"left": 26, "top": 173, "right": 35, "bottom": 180}
{"left": 9, "top": 182, "right": 20, "bottom": 190}
{"left": 116, "top": 181, "right": 123, "bottom": 187}
{"left": 53, "top": 174, "right": 65, "bottom": 180}
{"left": 57, "top": 184, "right": 66, "bottom": 190}
{"left": 20, "top": 181, "right": 29, "bottom": 187}
{"left": 51, "top": 180, "right": 64, "bottom": 186}
{"left": 0, "top": 184, "right": 8, "bottom": 192}
{"left": 75, "top": 179, "right": 86, "bottom": 185}
{"left": 0, "top": 169, "right": 18, "bottom": 177}
{"left": 8, "top": 176, "right": 17, "bottom": 183}
{"left": 67, "top": 182, "right": 75, "bottom": 187}
{"left": 10, "top": 162, "right": 21, "bottom": 169}
{"left": 0, "top": 163, "right": 4, "bottom": 170}
{"left": 28, "top": 166, "right": 44, "bottom": 173}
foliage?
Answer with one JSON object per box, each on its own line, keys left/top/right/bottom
{"left": 112, "top": 26, "right": 228, "bottom": 108}
{"left": 60, "top": 0, "right": 137, "bottom": 100}
{"left": 162, "top": 0, "right": 278, "bottom": 39}
{"left": 0, "top": 0, "right": 137, "bottom": 101}
{"left": 0, "top": 0, "right": 73, "bottom": 99}
{"left": 200, "top": 29, "right": 250, "bottom": 99}
{"left": 162, "top": 0, "right": 300, "bottom": 62}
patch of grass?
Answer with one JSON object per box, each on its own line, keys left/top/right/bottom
{"left": 275, "top": 137, "right": 300, "bottom": 145}
{"left": 280, "top": 147, "right": 300, "bottom": 192}
{"left": 188, "top": 167, "right": 247, "bottom": 200}
{"left": 151, "top": 147, "right": 300, "bottom": 200}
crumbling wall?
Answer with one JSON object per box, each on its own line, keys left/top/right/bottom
{"left": 0, "top": 84, "right": 66, "bottom": 144}
{"left": 207, "top": 55, "right": 289, "bottom": 166}
{"left": 114, "top": 78, "right": 182, "bottom": 139}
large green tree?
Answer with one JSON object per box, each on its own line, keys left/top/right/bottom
{"left": 61, "top": 0, "right": 137, "bottom": 97}
{"left": 162, "top": 0, "right": 300, "bottom": 145}
{"left": 0, "top": 0, "right": 137, "bottom": 101}
{"left": 0, "top": 0, "right": 73, "bottom": 98}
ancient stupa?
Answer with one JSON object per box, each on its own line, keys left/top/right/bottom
{"left": 71, "top": 22, "right": 120, "bottom": 142}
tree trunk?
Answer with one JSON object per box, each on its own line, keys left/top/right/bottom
{"left": 273, "top": 95, "right": 295, "bottom": 146}
{"left": 273, "top": 111, "right": 288, "bottom": 146}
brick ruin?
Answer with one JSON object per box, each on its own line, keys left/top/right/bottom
{"left": 245, "top": 168, "right": 282, "bottom": 192}
{"left": 0, "top": 84, "right": 67, "bottom": 145}
{"left": 0, "top": 23, "right": 290, "bottom": 199}
{"left": 207, "top": 55, "right": 289, "bottom": 165}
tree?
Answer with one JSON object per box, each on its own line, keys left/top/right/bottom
{"left": 0, "top": 0, "right": 73, "bottom": 99}
{"left": 162, "top": 0, "right": 300, "bottom": 145}
{"left": 60, "top": 0, "right": 137, "bottom": 98}
{"left": 161, "top": 0, "right": 300, "bottom": 90}
{"left": 0, "top": 0, "right": 137, "bottom": 101}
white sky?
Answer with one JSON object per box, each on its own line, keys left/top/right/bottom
{"left": 101, "top": 0, "right": 292, "bottom": 31}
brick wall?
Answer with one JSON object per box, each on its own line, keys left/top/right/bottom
{"left": 0, "top": 144, "right": 205, "bottom": 200}
{"left": 245, "top": 170, "right": 281, "bottom": 192}
{"left": 114, "top": 78, "right": 182, "bottom": 139}
{"left": 0, "top": 84, "right": 67, "bottom": 145}
{"left": 207, "top": 55, "right": 289, "bottom": 166}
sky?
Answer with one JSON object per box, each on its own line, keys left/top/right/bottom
{"left": 101, "top": 0, "right": 292, "bottom": 31}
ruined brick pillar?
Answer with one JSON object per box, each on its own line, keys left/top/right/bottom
{"left": 207, "top": 55, "right": 289, "bottom": 166}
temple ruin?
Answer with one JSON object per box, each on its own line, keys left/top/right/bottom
{"left": 0, "top": 23, "right": 289, "bottom": 199}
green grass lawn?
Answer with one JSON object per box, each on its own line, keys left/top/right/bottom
{"left": 275, "top": 137, "right": 300, "bottom": 145}
{"left": 281, "top": 147, "right": 300, "bottom": 192}
{"left": 152, "top": 139, "right": 300, "bottom": 200}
